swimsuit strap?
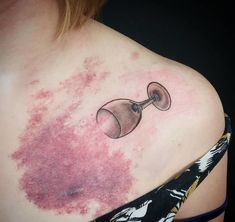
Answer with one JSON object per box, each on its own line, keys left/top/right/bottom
{"left": 177, "top": 197, "right": 227, "bottom": 222}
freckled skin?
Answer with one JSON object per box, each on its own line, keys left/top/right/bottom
{"left": 11, "top": 58, "right": 133, "bottom": 216}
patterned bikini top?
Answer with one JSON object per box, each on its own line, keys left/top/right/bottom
{"left": 93, "top": 115, "right": 232, "bottom": 222}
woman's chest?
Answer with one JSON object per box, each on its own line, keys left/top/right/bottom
{"left": 0, "top": 73, "right": 171, "bottom": 218}
{"left": 0, "top": 59, "right": 193, "bottom": 219}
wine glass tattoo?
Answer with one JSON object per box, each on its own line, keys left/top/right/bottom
{"left": 96, "top": 82, "right": 171, "bottom": 139}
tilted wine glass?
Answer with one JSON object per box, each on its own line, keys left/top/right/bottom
{"left": 96, "top": 82, "right": 171, "bottom": 139}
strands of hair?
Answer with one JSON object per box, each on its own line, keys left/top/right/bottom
{"left": 56, "top": 0, "right": 106, "bottom": 38}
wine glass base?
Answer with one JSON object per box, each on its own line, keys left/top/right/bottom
{"left": 147, "top": 82, "right": 171, "bottom": 111}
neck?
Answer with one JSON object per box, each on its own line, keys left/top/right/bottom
{"left": 0, "top": 0, "right": 59, "bottom": 73}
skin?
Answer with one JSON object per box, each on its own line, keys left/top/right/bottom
{"left": 0, "top": 1, "right": 226, "bottom": 222}
{"left": 11, "top": 61, "right": 133, "bottom": 216}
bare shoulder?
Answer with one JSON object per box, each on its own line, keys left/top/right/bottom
{"left": 95, "top": 21, "right": 227, "bottom": 219}
{"left": 95, "top": 20, "right": 225, "bottom": 146}
{"left": 163, "top": 59, "right": 227, "bottom": 221}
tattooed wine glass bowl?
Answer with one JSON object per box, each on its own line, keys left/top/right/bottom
{"left": 96, "top": 99, "right": 142, "bottom": 139}
{"left": 96, "top": 82, "right": 171, "bottom": 139}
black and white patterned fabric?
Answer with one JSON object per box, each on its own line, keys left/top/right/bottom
{"left": 93, "top": 115, "right": 232, "bottom": 222}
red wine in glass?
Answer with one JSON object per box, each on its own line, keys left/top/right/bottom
{"left": 96, "top": 82, "right": 171, "bottom": 139}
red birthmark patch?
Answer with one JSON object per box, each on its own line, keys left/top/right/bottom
{"left": 130, "top": 51, "right": 140, "bottom": 60}
{"left": 29, "top": 79, "right": 40, "bottom": 85}
{"left": 11, "top": 57, "right": 133, "bottom": 216}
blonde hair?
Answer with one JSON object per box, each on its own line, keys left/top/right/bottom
{"left": 56, "top": 0, "right": 106, "bottom": 38}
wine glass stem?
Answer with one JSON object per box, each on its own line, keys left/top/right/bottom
{"left": 139, "top": 97, "right": 156, "bottom": 110}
